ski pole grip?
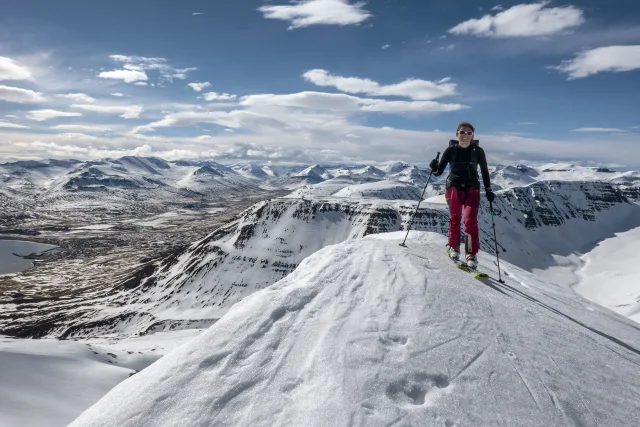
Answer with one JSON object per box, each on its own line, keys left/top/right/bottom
{"left": 436, "top": 151, "right": 441, "bottom": 161}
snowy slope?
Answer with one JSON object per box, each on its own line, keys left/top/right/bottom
{"left": 574, "top": 226, "right": 640, "bottom": 322}
{"left": 332, "top": 180, "right": 423, "bottom": 200}
{"left": 0, "top": 335, "right": 152, "bottom": 427}
{"left": 69, "top": 232, "right": 640, "bottom": 427}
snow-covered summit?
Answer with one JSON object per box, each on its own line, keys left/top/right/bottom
{"left": 69, "top": 232, "right": 640, "bottom": 427}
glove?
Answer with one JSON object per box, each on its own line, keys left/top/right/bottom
{"left": 485, "top": 189, "right": 495, "bottom": 203}
{"left": 429, "top": 159, "right": 439, "bottom": 171}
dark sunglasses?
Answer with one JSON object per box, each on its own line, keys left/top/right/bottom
{"left": 457, "top": 130, "right": 473, "bottom": 135}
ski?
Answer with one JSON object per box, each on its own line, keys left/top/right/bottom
{"left": 449, "top": 256, "right": 489, "bottom": 279}
{"left": 457, "top": 263, "right": 489, "bottom": 279}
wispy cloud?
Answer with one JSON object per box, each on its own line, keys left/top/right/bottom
{"left": 55, "top": 93, "right": 96, "bottom": 103}
{"left": 439, "top": 44, "right": 456, "bottom": 51}
{"left": 518, "top": 122, "right": 537, "bottom": 125}
{"left": 0, "top": 120, "right": 29, "bottom": 129}
{"left": 70, "top": 104, "right": 143, "bottom": 119}
{"left": 188, "top": 82, "right": 211, "bottom": 92}
{"left": 101, "top": 55, "right": 197, "bottom": 84}
{"left": 50, "top": 124, "right": 113, "bottom": 133}
{"left": 26, "top": 109, "right": 83, "bottom": 121}
{"left": 553, "top": 45, "right": 640, "bottom": 79}
{"left": 571, "top": 127, "right": 629, "bottom": 132}
{"left": 99, "top": 69, "right": 148, "bottom": 83}
{"left": 203, "top": 92, "right": 238, "bottom": 101}
{"left": 258, "top": 0, "right": 372, "bottom": 29}
{"left": 111, "top": 93, "right": 126, "bottom": 97}
{"left": 449, "top": 1, "right": 584, "bottom": 38}
{"left": 0, "top": 85, "right": 45, "bottom": 103}
{"left": 192, "top": 12, "right": 204, "bottom": 16}
{"left": 382, "top": 44, "right": 391, "bottom": 49}
{"left": 0, "top": 56, "right": 33, "bottom": 81}
{"left": 303, "top": 69, "right": 457, "bottom": 100}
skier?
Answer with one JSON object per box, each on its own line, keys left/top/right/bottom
{"left": 429, "top": 122, "right": 494, "bottom": 269}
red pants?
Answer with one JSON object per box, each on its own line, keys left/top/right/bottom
{"left": 445, "top": 186, "right": 480, "bottom": 254}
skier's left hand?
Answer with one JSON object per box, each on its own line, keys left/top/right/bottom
{"left": 485, "top": 189, "right": 495, "bottom": 203}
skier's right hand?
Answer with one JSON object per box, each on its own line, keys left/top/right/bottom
{"left": 429, "top": 159, "right": 439, "bottom": 172}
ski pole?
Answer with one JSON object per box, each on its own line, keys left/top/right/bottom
{"left": 400, "top": 152, "right": 440, "bottom": 247}
{"left": 489, "top": 200, "right": 505, "bottom": 283}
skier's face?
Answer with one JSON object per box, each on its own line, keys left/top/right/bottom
{"left": 457, "top": 127, "right": 473, "bottom": 147}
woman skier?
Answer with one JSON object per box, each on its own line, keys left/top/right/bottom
{"left": 429, "top": 122, "right": 494, "bottom": 269}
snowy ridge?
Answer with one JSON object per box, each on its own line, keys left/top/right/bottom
{"left": 69, "top": 232, "right": 640, "bottom": 427}
{"left": 332, "top": 180, "right": 423, "bottom": 200}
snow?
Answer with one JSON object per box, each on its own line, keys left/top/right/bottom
{"left": 574, "top": 226, "right": 640, "bottom": 322}
{"left": 69, "top": 232, "right": 640, "bottom": 427}
{"left": 331, "top": 180, "right": 422, "bottom": 200}
{"left": 0, "top": 336, "right": 143, "bottom": 427}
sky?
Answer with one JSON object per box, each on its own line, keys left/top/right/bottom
{"left": 0, "top": 0, "right": 639, "bottom": 167}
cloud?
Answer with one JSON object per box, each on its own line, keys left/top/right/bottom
{"left": 55, "top": 93, "right": 96, "bottom": 103}
{"left": 107, "top": 55, "right": 197, "bottom": 82}
{"left": 0, "top": 120, "right": 29, "bottom": 129}
{"left": 133, "top": 110, "right": 289, "bottom": 133}
{"left": 50, "top": 124, "right": 112, "bottom": 133}
{"left": 258, "top": 0, "right": 372, "bottom": 29}
{"left": 571, "top": 127, "right": 629, "bottom": 132}
{"left": 5, "top": 115, "right": 19, "bottom": 118}
{"left": 553, "top": 45, "right": 640, "bottom": 79}
{"left": 518, "top": 122, "right": 537, "bottom": 125}
{"left": 98, "top": 69, "right": 148, "bottom": 83}
{"left": 382, "top": 44, "right": 391, "bottom": 49}
{"left": 0, "top": 56, "right": 32, "bottom": 81}
{"left": 188, "top": 82, "right": 212, "bottom": 92}
{"left": 57, "top": 132, "right": 100, "bottom": 141}
{"left": 302, "top": 69, "right": 457, "bottom": 100}
{"left": 70, "top": 104, "right": 143, "bottom": 119}
{"left": 192, "top": 12, "right": 204, "bottom": 15}
{"left": 449, "top": 1, "right": 584, "bottom": 38}
{"left": 111, "top": 93, "right": 125, "bottom": 97}
{"left": 203, "top": 92, "right": 238, "bottom": 101}
{"left": 0, "top": 85, "right": 45, "bottom": 103}
{"left": 439, "top": 44, "right": 456, "bottom": 51}
{"left": 491, "top": 5, "right": 504, "bottom": 12}
{"left": 26, "top": 109, "right": 83, "bottom": 121}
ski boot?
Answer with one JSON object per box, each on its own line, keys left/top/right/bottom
{"left": 447, "top": 246, "right": 460, "bottom": 261}
{"left": 465, "top": 253, "right": 478, "bottom": 270}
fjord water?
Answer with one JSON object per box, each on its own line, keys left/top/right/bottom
{"left": 0, "top": 240, "right": 58, "bottom": 275}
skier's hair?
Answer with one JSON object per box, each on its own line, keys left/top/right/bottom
{"left": 457, "top": 122, "right": 475, "bottom": 132}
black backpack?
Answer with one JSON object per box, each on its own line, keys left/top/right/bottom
{"left": 447, "top": 139, "right": 480, "bottom": 188}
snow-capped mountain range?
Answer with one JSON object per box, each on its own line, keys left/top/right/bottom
{"left": 2, "top": 156, "right": 639, "bottom": 225}
{"left": 3, "top": 170, "right": 639, "bottom": 339}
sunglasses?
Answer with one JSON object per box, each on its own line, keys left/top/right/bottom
{"left": 457, "top": 130, "right": 474, "bottom": 135}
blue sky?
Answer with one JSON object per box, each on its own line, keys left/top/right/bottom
{"left": 1, "top": 0, "right": 639, "bottom": 166}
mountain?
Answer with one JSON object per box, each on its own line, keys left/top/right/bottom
{"left": 68, "top": 232, "right": 640, "bottom": 427}
{"left": 332, "top": 180, "right": 423, "bottom": 200}
{"left": 4, "top": 179, "right": 639, "bottom": 339}
{"left": 292, "top": 164, "right": 333, "bottom": 181}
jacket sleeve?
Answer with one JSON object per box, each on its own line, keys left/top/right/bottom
{"left": 432, "top": 147, "right": 451, "bottom": 176}
{"left": 478, "top": 147, "right": 491, "bottom": 190}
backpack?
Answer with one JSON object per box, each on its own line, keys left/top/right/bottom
{"left": 447, "top": 139, "right": 480, "bottom": 190}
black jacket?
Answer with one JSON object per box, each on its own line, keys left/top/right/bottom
{"left": 433, "top": 145, "right": 491, "bottom": 190}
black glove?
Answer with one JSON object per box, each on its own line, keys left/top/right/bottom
{"left": 485, "top": 189, "right": 495, "bottom": 203}
{"left": 429, "top": 159, "right": 439, "bottom": 172}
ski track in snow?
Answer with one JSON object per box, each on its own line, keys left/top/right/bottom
{"left": 69, "top": 232, "right": 640, "bottom": 427}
